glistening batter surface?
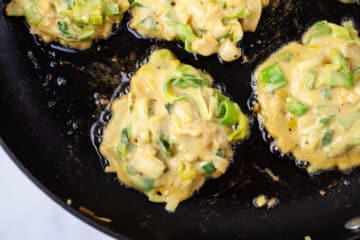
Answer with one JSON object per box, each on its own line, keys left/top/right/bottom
{"left": 129, "top": 0, "right": 268, "bottom": 62}
{"left": 255, "top": 21, "right": 360, "bottom": 171}
{"left": 100, "top": 49, "right": 249, "bottom": 211}
{"left": 6, "top": 0, "right": 129, "bottom": 49}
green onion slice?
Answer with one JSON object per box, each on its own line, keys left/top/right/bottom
{"left": 258, "top": 63, "right": 288, "bottom": 91}
{"left": 202, "top": 162, "right": 216, "bottom": 175}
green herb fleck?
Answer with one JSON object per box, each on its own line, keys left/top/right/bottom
{"left": 202, "top": 162, "right": 216, "bottom": 175}
{"left": 286, "top": 97, "right": 309, "bottom": 117}
{"left": 158, "top": 134, "right": 171, "bottom": 157}
{"left": 320, "top": 115, "right": 335, "bottom": 126}
{"left": 321, "top": 130, "right": 334, "bottom": 147}
{"left": 142, "top": 178, "right": 154, "bottom": 192}
{"left": 321, "top": 88, "right": 332, "bottom": 100}
{"left": 121, "top": 128, "right": 130, "bottom": 145}
{"left": 126, "top": 165, "right": 138, "bottom": 175}
{"left": 165, "top": 103, "right": 173, "bottom": 113}
{"left": 215, "top": 149, "right": 225, "bottom": 158}
{"left": 169, "top": 74, "right": 209, "bottom": 88}
{"left": 217, "top": 32, "right": 230, "bottom": 41}
{"left": 62, "top": 0, "right": 74, "bottom": 9}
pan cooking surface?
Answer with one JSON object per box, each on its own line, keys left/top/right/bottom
{"left": 1, "top": 1, "right": 360, "bottom": 239}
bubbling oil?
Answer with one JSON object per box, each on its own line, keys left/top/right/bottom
{"left": 90, "top": 48, "right": 243, "bottom": 173}
{"left": 90, "top": 78, "right": 130, "bottom": 169}
{"left": 90, "top": 49, "right": 153, "bottom": 169}
{"left": 248, "top": 72, "right": 311, "bottom": 171}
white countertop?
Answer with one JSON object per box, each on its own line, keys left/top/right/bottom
{"left": 0, "top": 146, "right": 114, "bottom": 240}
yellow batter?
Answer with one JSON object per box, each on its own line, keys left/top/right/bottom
{"left": 100, "top": 49, "right": 249, "bottom": 211}
{"left": 255, "top": 21, "right": 360, "bottom": 170}
{"left": 129, "top": 0, "right": 269, "bottom": 62}
{"left": 6, "top": 0, "right": 129, "bottom": 49}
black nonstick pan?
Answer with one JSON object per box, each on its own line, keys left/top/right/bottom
{"left": 1, "top": 0, "right": 360, "bottom": 239}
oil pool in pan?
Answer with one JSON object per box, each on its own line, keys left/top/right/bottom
{"left": 2, "top": 1, "right": 359, "bottom": 229}
{"left": 99, "top": 49, "right": 249, "bottom": 211}
{"left": 93, "top": 19, "right": 360, "bottom": 211}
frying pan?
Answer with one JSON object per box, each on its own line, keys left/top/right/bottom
{"left": 1, "top": 0, "right": 360, "bottom": 239}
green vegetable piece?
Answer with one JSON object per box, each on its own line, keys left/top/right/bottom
{"left": 129, "top": 105, "right": 134, "bottom": 112}
{"left": 57, "top": 21, "right": 72, "bottom": 38}
{"left": 167, "top": 19, "right": 198, "bottom": 51}
{"left": 58, "top": 22, "right": 96, "bottom": 40}
{"left": 217, "top": 99, "right": 240, "bottom": 126}
{"left": 332, "top": 50, "right": 350, "bottom": 71}
{"left": 304, "top": 21, "right": 333, "bottom": 43}
{"left": 320, "top": 117, "right": 330, "bottom": 125}
{"left": 188, "top": 88, "right": 211, "bottom": 120}
{"left": 89, "top": 13, "right": 103, "bottom": 25}
{"left": 130, "top": 175, "right": 154, "bottom": 192}
{"left": 223, "top": 7, "right": 250, "bottom": 21}
{"left": 216, "top": 32, "right": 230, "bottom": 41}
{"left": 78, "top": 29, "right": 95, "bottom": 41}
{"left": 63, "top": 0, "right": 75, "bottom": 9}
{"left": 72, "top": 0, "right": 103, "bottom": 25}
{"left": 196, "top": 28, "right": 207, "bottom": 36}
{"left": 321, "top": 129, "right": 334, "bottom": 147}
{"left": 139, "top": 16, "right": 157, "bottom": 32}
{"left": 228, "top": 111, "right": 249, "bottom": 142}
{"left": 330, "top": 71, "right": 352, "bottom": 88}
{"left": 58, "top": 11, "right": 67, "bottom": 19}
{"left": 128, "top": 0, "right": 143, "bottom": 6}
{"left": 215, "top": 149, "right": 225, "bottom": 158}
{"left": 110, "top": 3, "right": 120, "bottom": 15}
{"left": 286, "top": 97, "right": 309, "bottom": 117}
{"left": 304, "top": 70, "right": 317, "bottom": 90}
{"left": 170, "top": 74, "right": 210, "bottom": 88}
{"left": 142, "top": 178, "right": 154, "bottom": 192}
{"left": 215, "top": 90, "right": 228, "bottom": 103}
{"left": 103, "top": 1, "right": 111, "bottom": 17}
{"left": 164, "top": 103, "right": 173, "bottom": 113}
{"left": 320, "top": 115, "right": 335, "bottom": 126}
{"left": 321, "top": 88, "right": 332, "bottom": 100}
{"left": 329, "top": 50, "right": 352, "bottom": 88}
{"left": 25, "top": 0, "right": 42, "bottom": 25}
{"left": 116, "top": 143, "right": 127, "bottom": 160}
{"left": 163, "top": 71, "right": 209, "bottom": 101}
{"left": 163, "top": 78, "right": 187, "bottom": 101}
{"left": 131, "top": 1, "right": 143, "bottom": 7}
{"left": 202, "top": 162, "right": 216, "bottom": 175}
{"left": 121, "top": 128, "right": 130, "bottom": 145}
{"left": 158, "top": 134, "right": 171, "bottom": 158}
{"left": 126, "top": 165, "right": 138, "bottom": 175}
{"left": 177, "top": 64, "right": 196, "bottom": 74}
{"left": 258, "top": 63, "right": 288, "bottom": 91}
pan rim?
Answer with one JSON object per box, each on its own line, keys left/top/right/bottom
{"left": 0, "top": 137, "right": 130, "bottom": 240}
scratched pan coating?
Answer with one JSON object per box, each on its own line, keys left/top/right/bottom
{"left": 0, "top": 1, "right": 360, "bottom": 239}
